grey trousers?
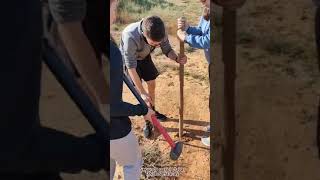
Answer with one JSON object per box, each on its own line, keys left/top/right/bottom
{"left": 110, "top": 130, "right": 142, "bottom": 180}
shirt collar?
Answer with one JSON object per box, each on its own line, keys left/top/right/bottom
{"left": 138, "top": 20, "right": 148, "bottom": 43}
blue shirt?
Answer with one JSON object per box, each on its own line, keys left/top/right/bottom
{"left": 185, "top": 16, "right": 210, "bottom": 64}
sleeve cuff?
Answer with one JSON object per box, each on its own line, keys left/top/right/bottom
{"left": 185, "top": 34, "right": 192, "bottom": 44}
{"left": 136, "top": 104, "right": 148, "bottom": 116}
{"left": 165, "top": 49, "right": 173, "bottom": 57}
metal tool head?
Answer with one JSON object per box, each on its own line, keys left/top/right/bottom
{"left": 170, "top": 141, "right": 183, "bottom": 160}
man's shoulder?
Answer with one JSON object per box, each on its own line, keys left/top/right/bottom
{"left": 123, "top": 21, "right": 140, "bottom": 32}
{"left": 122, "top": 21, "right": 142, "bottom": 38}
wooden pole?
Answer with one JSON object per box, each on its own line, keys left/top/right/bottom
{"left": 179, "top": 31, "right": 185, "bottom": 140}
{"left": 212, "top": 1, "right": 245, "bottom": 179}
{"left": 211, "top": 24, "right": 225, "bottom": 180}
{"left": 177, "top": 17, "right": 186, "bottom": 140}
{"left": 222, "top": 9, "right": 237, "bottom": 180}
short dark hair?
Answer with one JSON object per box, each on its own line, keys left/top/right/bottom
{"left": 142, "top": 16, "right": 166, "bottom": 42}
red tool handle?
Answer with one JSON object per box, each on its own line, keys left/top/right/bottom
{"left": 151, "top": 115, "right": 176, "bottom": 148}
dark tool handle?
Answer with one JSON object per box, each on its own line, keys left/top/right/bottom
{"left": 123, "top": 75, "right": 148, "bottom": 108}
{"left": 42, "top": 40, "right": 109, "bottom": 139}
{"left": 123, "top": 75, "right": 176, "bottom": 148}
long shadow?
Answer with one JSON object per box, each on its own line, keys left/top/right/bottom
{"left": 166, "top": 118, "right": 210, "bottom": 127}
{"left": 157, "top": 139, "right": 210, "bottom": 151}
{"left": 183, "top": 142, "right": 210, "bottom": 151}
{"left": 164, "top": 127, "right": 210, "bottom": 141}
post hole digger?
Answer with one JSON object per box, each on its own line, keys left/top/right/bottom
{"left": 123, "top": 75, "right": 183, "bottom": 160}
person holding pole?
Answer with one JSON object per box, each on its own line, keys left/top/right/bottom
{"left": 177, "top": 0, "right": 211, "bottom": 147}
{"left": 120, "top": 15, "right": 187, "bottom": 138}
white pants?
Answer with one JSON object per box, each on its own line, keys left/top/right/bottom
{"left": 110, "top": 130, "right": 142, "bottom": 180}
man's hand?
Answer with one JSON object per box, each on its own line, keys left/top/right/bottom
{"left": 141, "top": 93, "right": 153, "bottom": 107}
{"left": 143, "top": 108, "right": 155, "bottom": 121}
{"left": 177, "top": 17, "right": 189, "bottom": 31}
{"left": 176, "top": 54, "right": 187, "bottom": 65}
{"left": 127, "top": 68, "right": 151, "bottom": 104}
{"left": 177, "top": 29, "right": 187, "bottom": 42}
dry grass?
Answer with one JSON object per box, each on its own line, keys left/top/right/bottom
{"left": 140, "top": 144, "right": 176, "bottom": 180}
{"left": 113, "top": 0, "right": 202, "bottom": 36}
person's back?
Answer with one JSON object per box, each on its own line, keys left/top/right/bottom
{"left": 119, "top": 20, "right": 152, "bottom": 64}
{"left": 196, "top": 16, "right": 210, "bottom": 63}
{"left": 0, "top": 0, "right": 42, "bottom": 168}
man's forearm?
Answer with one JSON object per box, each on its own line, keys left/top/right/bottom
{"left": 167, "top": 50, "right": 178, "bottom": 62}
{"left": 58, "top": 22, "right": 109, "bottom": 104}
{"left": 127, "top": 68, "right": 146, "bottom": 94}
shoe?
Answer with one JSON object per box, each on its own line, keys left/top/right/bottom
{"left": 155, "top": 110, "right": 168, "bottom": 121}
{"left": 201, "top": 137, "right": 210, "bottom": 147}
{"left": 203, "top": 125, "right": 211, "bottom": 133}
{"left": 143, "top": 121, "right": 153, "bottom": 139}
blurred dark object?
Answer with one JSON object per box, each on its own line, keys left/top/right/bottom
{"left": 42, "top": 40, "right": 109, "bottom": 139}
{"left": 212, "top": 0, "right": 246, "bottom": 9}
{"left": 315, "top": 6, "right": 320, "bottom": 159}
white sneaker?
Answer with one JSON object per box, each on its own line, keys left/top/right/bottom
{"left": 201, "top": 137, "right": 210, "bottom": 147}
{"left": 203, "top": 125, "right": 211, "bottom": 133}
